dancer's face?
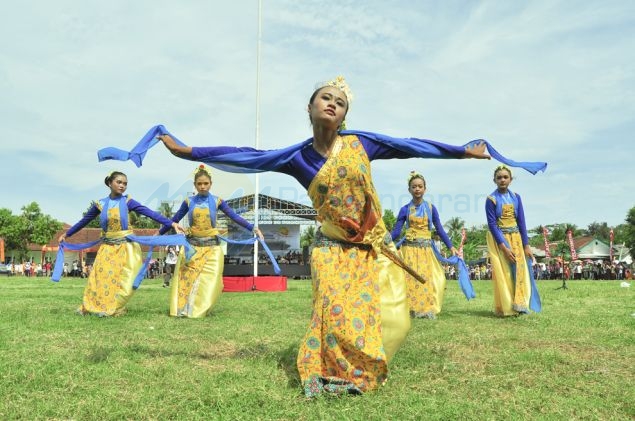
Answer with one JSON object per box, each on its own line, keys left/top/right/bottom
{"left": 308, "top": 86, "right": 348, "bottom": 130}
{"left": 408, "top": 177, "right": 426, "bottom": 200}
{"left": 494, "top": 169, "right": 512, "bottom": 191}
{"left": 194, "top": 174, "right": 212, "bottom": 196}
{"left": 109, "top": 175, "right": 128, "bottom": 197}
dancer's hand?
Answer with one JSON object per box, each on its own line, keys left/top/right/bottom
{"left": 58, "top": 234, "right": 66, "bottom": 243}
{"left": 464, "top": 141, "right": 490, "bottom": 159}
{"left": 524, "top": 244, "right": 534, "bottom": 260}
{"left": 501, "top": 244, "right": 516, "bottom": 263}
{"left": 172, "top": 223, "right": 186, "bottom": 235}
{"left": 157, "top": 134, "right": 193, "bottom": 158}
{"left": 253, "top": 227, "right": 264, "bottom": 240}
{"left": 450, "top": 246, "right": 459, "bottom": 256}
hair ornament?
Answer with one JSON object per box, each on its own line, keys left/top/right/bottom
{"left": 494, "top": 164, "right": 512, "bottom": 177}
{"left": 408, "top": 170, "right": 425, "bottom": 185}
{"left": 192, "top": 164, "right": 212, "bottom": 179}
{"left": 319, "top": 75, "right": 354, "bottom": 104}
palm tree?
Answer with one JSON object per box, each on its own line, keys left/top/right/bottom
{"left": 444, "top": 217, "right": 465, "bottom": 245}
{"left": 300, "top": 225, "right": 316, "bottom": 248}
{"left": 159, "top": 201, "right": 174, "bottom": 219}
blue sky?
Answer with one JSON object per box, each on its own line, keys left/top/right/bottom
{"left": 1, "top": 0, "right": 633, "bottom": 232}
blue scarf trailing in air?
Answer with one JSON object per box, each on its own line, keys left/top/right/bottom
{"left": 97, "top": 125, "right": 548, "bottom": 175}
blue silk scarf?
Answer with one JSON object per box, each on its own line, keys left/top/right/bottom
{"left": 98, "top": 125, "right": 548, "bottom": 175}
{"left": 51, "top": 234, "right": 196, "bottom": 288}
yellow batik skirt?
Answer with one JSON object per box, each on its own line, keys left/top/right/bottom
{"left": 169, "top": 245, "right": 224, "bottom": 318}
{"left": 79, "top": 242, "right": 142, "bottom": 317}
{"left": 486, "top": 231, "right": 531, "bottom": 316}
{"left": 400, "top": 244, "right": 446, "bottom": 319}
{"left": 297, "top": 243, "right": 409, "bottom": 397}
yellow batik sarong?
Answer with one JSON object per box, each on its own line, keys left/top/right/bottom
{"left": 400, "top": 205, "right": 446, "bottom": 319}
{"left": 169, "top": 204, "right": 225, "bottom": 318}
{"left": 79, "top": 205, "right": 142, "bottom": 317}
{"left": 486, "top": 199, "right": 531, "bottom": 316}
{"left": 298, "top": 135, "right": 410, "bottom": 397}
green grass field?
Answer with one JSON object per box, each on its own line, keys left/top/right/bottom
{"left": 0, "top": 276, "right": 633, "bottom": 421}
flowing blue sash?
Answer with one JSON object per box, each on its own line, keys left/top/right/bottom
{"left": 527, "top": 258, "right": 542, "bottom": 312}
{"left": 217, "top": 235, "right": 281, "bottom": 276}
{"left": 138, "top": 235, "right": 279, "bottom": 289}
{"left": 51, "top": 234, "right": 195, "bottom": 289}
{"left": 98, "top": 125, "right": 547, "bottom": 175}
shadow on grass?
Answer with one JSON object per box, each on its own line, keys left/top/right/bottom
{"left": 443, "top": 309, "right": 499, "bottom": 318}
{"left": 277, "top": 344, "right": 301, "bottom": 389}
{"left": 125, "top": 342, "right": 287, "bottom": 362}
{"left": 86, "top": 346, "right": 113, "bottom": 363}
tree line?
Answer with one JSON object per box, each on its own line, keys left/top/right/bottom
{"left": 2, "top": 202, "right": 635, "bottom": 264}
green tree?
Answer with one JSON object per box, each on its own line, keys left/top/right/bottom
{"left": 382, "top": 209, "right": 397, "bottom": 233}
{"left": 461, "top": 225, "right": 488, "bottom": 262}
{"left": 529, "top": 225, "right": 550, "bottom": 248}
{"left": 5, "top": 203, "right": 63, "bottom": 261}
{"left": 0, "top": 208, "right": 21, "bottom": 251}
{"left": 129, "top": 212, "right": 161, "bottom": 229}
{"left": 159, "top": 202, "right": 174, "bottom": 219}
{"left": 623, "top": 206, "right": 635, "bottom": 256}
{"left": 300, "top": 225, "right": 316, "bottom": 248}
{"left": 81, "top": 203, "right": 101, "bottom": 228}
{"left": 585, "top": 221, "right": 611, "bottom": 242}
{"left": 546, "top": 223, "right": 580, "bottom": 242}
{"left": 444, "top": 217, "right": 465, "bottom": 245}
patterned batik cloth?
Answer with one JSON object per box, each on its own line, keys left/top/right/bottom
{"left": 486, "top": 201, "right": 531, "bottom": 316}
{"left": 400, "top": 205, "right": 446, "bottom": 319}
{"left": 298, "top": 135, "right": 410, "bottom": 397}
{"left": 79, "top": 206, "right": 142, "bottom": 317}
{"left": 169, "top": 205, "right": 225, "bottom": 318}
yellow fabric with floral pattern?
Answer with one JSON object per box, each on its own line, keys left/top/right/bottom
{"left": 168, "top": 196, "right": 225, "bottom": 318}
{"left": 79, "top": 201, "right": 142, "bottom": 316}
{"left": 298, "top": 135, "right": 410, "bottom": 396}
{"left": 400, "top": 203, "right": 446, "bottom": 318}
{"left": 188, "top": 198, "right": 221, "bottom": 237}
{"left": 169, "top": 244, "right": 224, "bottom": 318}
{"left": 486, "top": 197, "right": 531, "bottom": 316}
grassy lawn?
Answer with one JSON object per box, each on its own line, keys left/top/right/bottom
{"left": 0, "top": 276, "right": 633, "bottom": 420}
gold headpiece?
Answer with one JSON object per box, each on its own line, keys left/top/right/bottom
{"left": 320, "top": 75, "right": 354, "bottom": 104}
{"left": 494, "top": 164, "right": 512, "bottom": 177}
{"left": 408, "top": 170, "right": 425, "bottom": 185}
{"left": 192, "top": 164, "right": 212, "bottom": 179}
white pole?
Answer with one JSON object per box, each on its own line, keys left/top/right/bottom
{"left": 253, "top": 0, "right": 262, "bottom": 277}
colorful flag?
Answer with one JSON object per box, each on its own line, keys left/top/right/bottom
{"left": 458, "top": 228, "right": 467, "bottom": 259}
{"left": 542, "top": 227, "right": 551, "bottom": 258}
{"left": 567, "top": 229, "right": 577, "bottom": 260}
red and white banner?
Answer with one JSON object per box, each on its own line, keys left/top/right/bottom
{"left": 457, "top": 228, "right": 467, "bottom": 259}
{"left": 566, "top": 229, "right": 577, "bottom": 260}
{"left": 609, "top": 229, "right": 614, "bottom": 262}
{"left": 542, "top": 227, "right": 551, "bottom": 258}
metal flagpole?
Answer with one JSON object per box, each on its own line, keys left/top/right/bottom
{"left": 253, "top": 0, "right": 262, "bottom": 277}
